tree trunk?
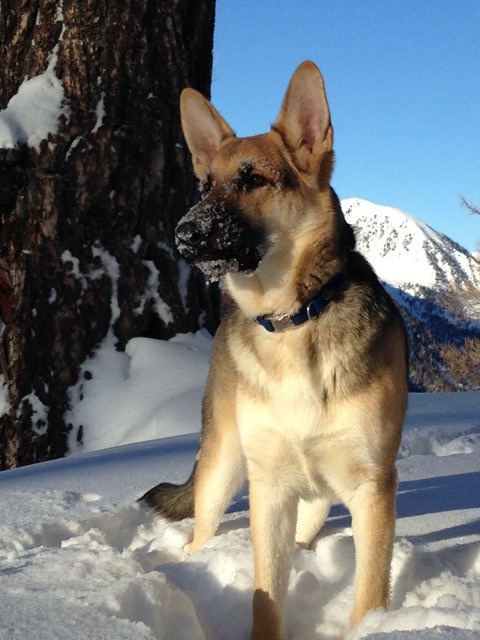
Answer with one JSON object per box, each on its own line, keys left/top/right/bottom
{"left": 0, "top": 0, "right": 218, "bottom": 469}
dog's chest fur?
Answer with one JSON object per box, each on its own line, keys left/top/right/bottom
{"left": 233, "top": 325, "right": 332, "bottom": 410}
{"left": 226, "top": 317, "right": 363, "bottom": 495}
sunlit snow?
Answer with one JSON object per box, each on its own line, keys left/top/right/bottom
{"left": 342, "top": 198, "right": 478, "bottom": 293}
{"left": 1, "top": 332, "right": 479, "bottom": 639}
{"left": 0, "top": 46, "right": 69, "bottom": 151}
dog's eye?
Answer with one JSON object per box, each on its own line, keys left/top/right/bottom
{"left": 240, "top": 173, "right": 267, "bottom": 192}
{"left": 249, "top": 174, "right": 266, "bottom": 187}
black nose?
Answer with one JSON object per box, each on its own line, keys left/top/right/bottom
{"left": 175, "top": 218, "right": 201, "bottom": 246}
{"left": 175, "top": 214, "right": 210, "bottom": 261}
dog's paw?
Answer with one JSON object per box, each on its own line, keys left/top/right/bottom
{"left": 184, "top": 536, "right": 205, "bottom": 556}
{"left": 162, "top": 522, "right": 193, "bottom": 553}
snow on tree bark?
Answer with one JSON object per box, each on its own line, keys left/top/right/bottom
{"left": 0, "top": 0, "right": 218, "bottom": 469}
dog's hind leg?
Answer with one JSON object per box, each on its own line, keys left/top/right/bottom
{"left": 346, "top": 469, "right": 397, "bottom": 628}
{"left": 295, "top": 495, "right": 332, "bottom": 549}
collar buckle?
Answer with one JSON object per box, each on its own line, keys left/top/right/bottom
{"left": 269, "top": 314, "right": 295, "bottom": 332}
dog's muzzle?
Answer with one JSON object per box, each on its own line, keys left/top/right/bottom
{"left": 175, "top": 200, "right": 265, "bottom": 280}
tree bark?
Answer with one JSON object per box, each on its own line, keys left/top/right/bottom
{"left": 0, "top": 0, "right": 218, "bottom": 469}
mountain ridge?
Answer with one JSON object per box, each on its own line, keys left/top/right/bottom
{"left": 341, "top": 198, "right": 480, "bottom": 391}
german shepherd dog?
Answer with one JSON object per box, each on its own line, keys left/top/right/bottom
{"left": 141, "top": 61, "right": 408, "bottom": 639}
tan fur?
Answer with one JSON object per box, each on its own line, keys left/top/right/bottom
{"left": 147, "top": 61, "right": 408, "bottom": 640}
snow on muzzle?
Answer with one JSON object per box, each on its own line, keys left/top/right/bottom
{"left": 175, "top": 200, "right": 266, "bottom": 281}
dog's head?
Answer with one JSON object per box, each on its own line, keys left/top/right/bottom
{"left": 176, "top": 61, "right": 341, "bottom": 281}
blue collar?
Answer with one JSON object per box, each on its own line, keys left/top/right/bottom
{"left": 255, "top": 271, "right": 345, "bottom": 333}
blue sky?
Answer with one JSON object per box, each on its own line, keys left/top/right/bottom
{"left": 211, "top": 0, "right": 480, "bottom": 251}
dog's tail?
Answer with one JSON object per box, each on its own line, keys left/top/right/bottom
{"left": 139, "top": 463, "right": 196, "bottom": 521}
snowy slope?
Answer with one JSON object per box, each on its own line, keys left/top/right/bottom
{"left": 341, "top": 198, "right": 480, "bottom": 391}
{"left": 342, "top": 198, "right": 479, "bottom": 294}
{"left": 1, "top": 333, "right": 480, "bottom": 640}
{"left": 66, "top": 331, "right": 212, "bottom": 453}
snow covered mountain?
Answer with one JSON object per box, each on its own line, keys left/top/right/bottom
{"left": 342, "top": 199, "right": 480, "bottom": 391}
{"left": 342, "top": 198, "right": 478, "bottom": 294}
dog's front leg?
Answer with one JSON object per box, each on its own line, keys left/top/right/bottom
{"left": 347, "top": 470, "right": 397, "bottom": 628}
{"left": 249, "top": 478, "right": 298, "bottom": 640}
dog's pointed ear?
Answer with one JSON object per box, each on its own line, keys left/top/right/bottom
{"left": 273, "top": 61, "right": 333, "bottom": 176}
{"left": 180, "top": 88, "right": 235, "bottom": 180}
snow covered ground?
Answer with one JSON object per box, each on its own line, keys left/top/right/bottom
{"left": 1, "top": 332, "right": 480, "bottom": 640}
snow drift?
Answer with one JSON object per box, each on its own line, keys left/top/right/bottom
{"left": 1, "top": 332, "right": 480, "bottom": 640}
